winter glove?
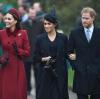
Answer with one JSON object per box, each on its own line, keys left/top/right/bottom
{"left": 0, "top": 54, "right": 9, "bottom": 68}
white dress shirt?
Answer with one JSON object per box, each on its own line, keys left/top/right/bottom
{"left": 84, "top": 25, "right": 94, "bottom": 41}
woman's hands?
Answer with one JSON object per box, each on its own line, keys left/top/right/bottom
{"left": 42, "top": 56, "right": 51, "bottom": 62}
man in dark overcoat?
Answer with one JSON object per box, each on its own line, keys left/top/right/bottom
{"left": 68, "top": 7, "right": 100, "bottom": 99}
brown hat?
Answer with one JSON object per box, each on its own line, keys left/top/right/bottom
{"left": 8, "top": 8, "right": 20, "bottom": 20}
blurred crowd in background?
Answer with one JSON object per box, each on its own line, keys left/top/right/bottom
{"left": 1, "top": 0, "right": 100, "bottom": 35}
{"left": 0, "top": 1, "right": 45, "bottom": 27}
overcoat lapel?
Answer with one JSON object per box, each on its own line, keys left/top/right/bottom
{"left": 79, "top": 27, "right": 89, "bottom": 43}
{"left": 79, "top": 27, "right": 96, "bottom": 44}
{"left": 89, "top": 27, "right": 96, "bottom": 44}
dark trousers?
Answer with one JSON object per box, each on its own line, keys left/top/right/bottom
{"left": 77, "top": 94, "right": 100, "bottom": 99}
{"left": 24, "top": 62, "right": 32, "bottom": 92}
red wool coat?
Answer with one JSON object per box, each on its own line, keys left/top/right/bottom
{"left": 0, "top": 29, "right": 30, "bottom": 99}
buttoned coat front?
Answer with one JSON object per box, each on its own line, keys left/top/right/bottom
{"left": 68, "top": 26, "right": 100, "bottom": 94}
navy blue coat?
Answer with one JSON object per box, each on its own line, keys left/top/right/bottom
{"left": 68, "top": 26, "right": 100, "bottom": 94}
{"left": 34, "top": 33, "right": 69, "bottom": 99}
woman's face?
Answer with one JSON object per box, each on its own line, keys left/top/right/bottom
{"left": 44, "top": 20, "right": 56, "bottom": 33}
{"left": 4, "top": 13, "right": 17, "bottom": 28}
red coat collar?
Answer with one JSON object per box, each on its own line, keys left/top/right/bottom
{"left": 6, "top": 28, "right": 19, "bottom": 37}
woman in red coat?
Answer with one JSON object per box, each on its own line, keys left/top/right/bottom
{"left": 0, "top": 8, "right": 30, "bottom": 99}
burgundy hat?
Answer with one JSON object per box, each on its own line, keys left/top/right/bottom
{"left": 8, "top": 8, "right": 20, "bottom": 20}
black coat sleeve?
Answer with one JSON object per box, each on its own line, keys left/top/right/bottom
{"left": 33, "top": 36, "right": 42, "bottom": 64}
{"left": 68, "top": 30, "right": 76, "bottom": 70}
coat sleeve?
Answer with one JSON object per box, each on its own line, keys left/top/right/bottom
{"left": 0, "top": 30, "right": 2, "bottom": 44}
{"left": 68, "top": 30, "right": 76, "bottom": 69}
{"left": 18, "top": 30, "right": 30, "bottom": 57}
{"left": 68, "top": 30, "right": 76, "bottom": 54}
{"left": 63, "top": 34, "right": 68, "bottom": 59}
{"left": 33, "top": 36, "right": 42, "bottom": 64}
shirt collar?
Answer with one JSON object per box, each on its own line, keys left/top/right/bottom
{"left": 84, "top": 24, "right": 94, "bottom": 33}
